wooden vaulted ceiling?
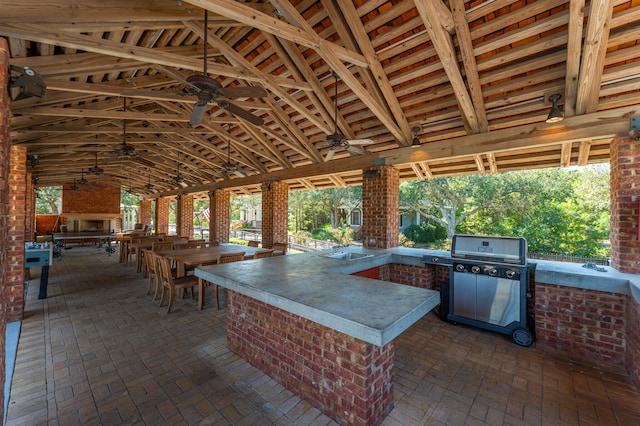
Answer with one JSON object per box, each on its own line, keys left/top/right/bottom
{"left": 3, "top": 0, "right": 639, "bottom": 198}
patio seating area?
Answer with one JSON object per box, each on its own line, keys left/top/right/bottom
{"left": 6, "top": 246, "right": 640, "bottom": 425}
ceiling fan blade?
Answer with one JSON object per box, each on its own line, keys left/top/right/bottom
{"left": 218, "top": 86, "right": 267, "bottom": 99}
{"left": 347, "top": 139, "right": 374, "bottom": 145}
{"left": 325, "top": 149, "right": 336, "bottom": 161}
{"left": 190, "top": 102, "right": 208, "bottom": 127}
{"left": 103, "top": 153, "right": 119, "bottom": 164}
{"left": 218, "top": 100, "right": 264, "bottom": 126}
{"left": 346, "top": 145, "right": 368, "bottom": 155}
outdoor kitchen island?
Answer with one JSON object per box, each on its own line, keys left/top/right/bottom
{"left": 195, "top": 247, "right": 439, "bottom": 425}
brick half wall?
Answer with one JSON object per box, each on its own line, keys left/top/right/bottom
{"left": 535, "top": 282, "right": 626, "bottom": 366}
{"left": 627, "top": 296, "right": 640, "bottom": 387}
{"left": 227, "top": 292, "right": 395, "bottom": 425}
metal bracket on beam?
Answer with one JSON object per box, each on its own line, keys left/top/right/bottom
{"left": 372, "top": 158, "right": 387, "bottom": 167}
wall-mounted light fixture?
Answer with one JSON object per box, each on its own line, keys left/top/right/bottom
{"left": 411, "top": 125, "right": 421, "bottom": 148}
{"left": 364, "top": 169, "right": 381, "bottom": 179}
{"left": 260, "top": 183, "right": 271, "bottom": 191}
{"left": 207, "top": 190, "right": 215, "bottom": 198}
{"left": 9, "top": 66, "right": 46, "bottom": 101}
{"left": 546, "top": 94, "right": 564, "bottom": 123}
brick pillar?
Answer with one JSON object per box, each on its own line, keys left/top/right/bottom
{"left": 8, "top": 145, "right": 27, "bottom": 322}
{"left": 26, "top": 172, "right": 35, "bottom": 242}
{"left": 610, "top": 134, "right": 640, "bottom": 273}
{"left": 176, "top": 194, "right": 193, "bottom": 238}
{"left": 155, "top": 198, "right": 170, "bottom": 235}
{"left": 261, "top": 181, "right": 288, "bottom": 249}
{"left": 139, "top": 199, "right": 152, "bottom": 230}
{"left": 362, "top": 166, "right": 399, "bottom": 249}
{"left": 210, "top": 189, "right": 230, "bottom": 243}
{"left": 0, "top": 37, "right": 11, "bottom": 421}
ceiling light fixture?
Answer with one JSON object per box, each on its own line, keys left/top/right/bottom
{"left": 411, "top": 125, "right": 421, "bottom": 148}
{"left": 546, "top": 94, "right": 564, "bottom": 123}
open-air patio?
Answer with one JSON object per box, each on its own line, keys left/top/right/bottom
{"left": 6, "top": 245, "right": 640, "bottom": 425}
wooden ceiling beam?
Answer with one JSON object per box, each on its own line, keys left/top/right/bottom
{"left": 415, "top": 0, "right": 480, "bottom": 134}
{"left": 575, "top": 0, "right": 614, "bottom": 115}
{"left": 564, "top": 0, "right": 585, "bottom": 118}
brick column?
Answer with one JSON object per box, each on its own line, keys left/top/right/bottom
{"left": 8, "top": 145, "right": 27, "bottom": 322}
{"left": 176, "top": 194, "right": 193, "bottom": 238}
{"left": 155, "top": 198, "right": 170, "bottom": 235}
{"left": 610, "top": 134, "right": 640, "bottom": 273}
{"left": 210, "top": 189, "right": 230, "bottom": 243}
{"left": 138, "top": 199, "right": 152, "bottom": 230}
{"left": 261, "top": 181, "right": 288, "bottom": 249}
{"left": 26, "top": 172, "right": 35, "bottom": 242}
{"left": 362, "top": 166, "right": 399, "bottom": 249}
{"left": 0, "top": 37, "right": 11, "bottom": 420}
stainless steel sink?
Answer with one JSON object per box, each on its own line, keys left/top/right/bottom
{"left": 325, "top": 252, "right": 374, "bottom": 260}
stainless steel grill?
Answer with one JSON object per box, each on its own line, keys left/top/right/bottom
{"left": 424, "top": 234, "right": 534, "bottom": 347}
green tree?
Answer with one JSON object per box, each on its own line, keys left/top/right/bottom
{"left": 35, "top": 186, "right": 62, "bottom": 214}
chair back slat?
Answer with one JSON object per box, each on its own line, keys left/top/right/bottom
{"left": 217, "top": 252, "right": 246, "bottom": 264}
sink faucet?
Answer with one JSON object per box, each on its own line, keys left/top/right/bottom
{"left": 333, "top": 244, "right": 349, "bottom": 253}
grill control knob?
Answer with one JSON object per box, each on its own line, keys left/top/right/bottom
{"left": 471, "top": 265, "right": 481, "bottom": 274}
{"left": 455, "top": 264, "right": 465, "bottom": 272}
{"left": 488, "top": 268, "right": 498, "bottom": 277}
{"left": 506, "top": 270, "right": 517, "bottom": 279}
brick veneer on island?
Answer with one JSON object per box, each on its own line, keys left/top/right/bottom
{"left": 195, "top": 248, "right": 439, "bottom": 424}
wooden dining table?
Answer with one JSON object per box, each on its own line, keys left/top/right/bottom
{"left": 155, "top": 244, "right": 271, "bottom": 310}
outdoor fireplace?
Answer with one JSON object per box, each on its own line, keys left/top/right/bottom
{"left": 61, "top": 214, "right": 119, "bottom": 233}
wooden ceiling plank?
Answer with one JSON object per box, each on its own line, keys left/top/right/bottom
{"left": 575, "top": 0, "right": 614, "bottom": 115}
{"left": 415, "top": 0, "right": 480, "bottom": 134}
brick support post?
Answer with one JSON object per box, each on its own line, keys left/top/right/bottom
{"left": 176, "top": 194, "right": 193, "bottom": 238}
{"left": 362, "top": 166, "right": 399, "bottom": 249}
{"left": 138, "top": 199, "right": 152, "bottom": 230}
{"left": 210, "top": 189, "right": 230, "bottom": 243}
{"left": 26, "top": 172, "right": 36, "bottom": 242}
{"left": 8, "top": 145, "right": 27, "bottom": 322}
{"left": 155, "top": 198, "right": 170, "bottom": 235}
{"left": 610, "top": 134, "right": 640, "bottom": 273}
{"left": 261, "top": 181, "right": 288, "bottom": 249}
{"left": 0, "top": 37, "right": 11, "bottom": 421}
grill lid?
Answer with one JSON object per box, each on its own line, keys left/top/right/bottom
{"left": 451, "top": 234, "right": 527, "bottom": 265}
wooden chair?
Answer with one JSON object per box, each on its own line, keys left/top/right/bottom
{"left": 247, "top": 240, "right": 259, "bottom": 247}
{"left": 152, "top": 241, "right": 174, "bottom": 252}
{"left": 142, "top": 250, "right": 160, "bottom": 299}
{"left": 156, "top": 255, "right": 198, "bottom": 314}
{"left": 202, "top": 251, "right": 246, "bottom": 309}
{"left": 253, "top": 249, "right": 275, "bottom": 259}
{"left": 273, "top": 242, "right": 288, "bottom": 256}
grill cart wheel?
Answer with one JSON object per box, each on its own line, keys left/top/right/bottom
{"left": 512, "top": 328, "right": 534, "bottom": 347}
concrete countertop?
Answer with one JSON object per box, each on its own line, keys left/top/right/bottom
{"left": 195, "top": 246, "right": 439, "bottom": 346}
{"left": 195, "top": 245, "right": 640, "bottom": 346}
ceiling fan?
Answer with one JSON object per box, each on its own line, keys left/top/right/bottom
{"left": 322, "top": 72, "right": 374, "bottom": 161}
{"left": 88, "top": 152, "right": 104, "bottom": 176}
{"left": 216, "top": 124, "right": 252, "bottom": 177}
{"left": 104, "top": 98, "right": 155, "bottom": 167}
{"left": 134, "top": 11, "right": 267, "bottom": 127}
{"left": 173, "top": 152, "right": 189, "bottom": 188}
{"left": 144, "top": 170, "right": 155, "bottom": 192}
{"left": 67, "top": 169, "right": 91, "bottom": 186}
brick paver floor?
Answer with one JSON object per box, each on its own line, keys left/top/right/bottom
{"left": 6, "top": 245, "right": 640, "bottom": 425}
